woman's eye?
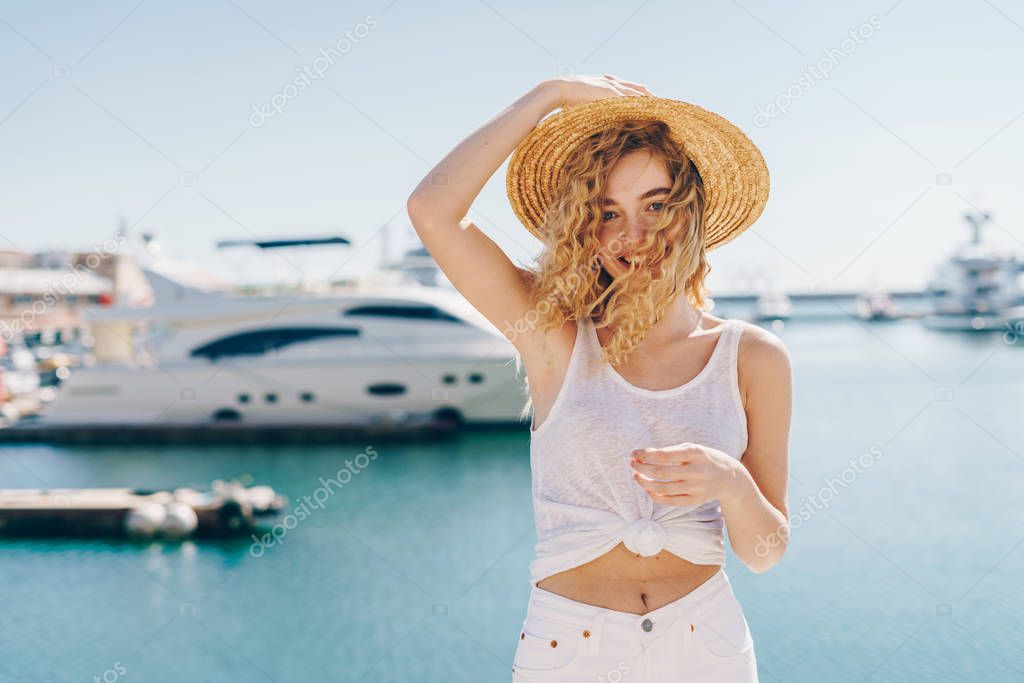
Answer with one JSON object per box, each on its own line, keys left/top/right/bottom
{"left": 600, "top": 204, "right": 660, "bottom": 220}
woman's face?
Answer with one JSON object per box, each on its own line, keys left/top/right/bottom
{"left": 595, "top": 149, "right": 678, "bottom": 278}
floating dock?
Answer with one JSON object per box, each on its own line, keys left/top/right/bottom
{"left": 0, "top": 480, "right": 286, "bottom": 539}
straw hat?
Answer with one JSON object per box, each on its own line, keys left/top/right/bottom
{"left": 506, "top": 96, "right": 770, "bottom": 251}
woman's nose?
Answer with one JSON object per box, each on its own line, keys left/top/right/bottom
{"left": 612, "top": 230, "right": 636, "bottom": 253}
{"left": 625, "top": 218, "right": 647, "bottom": 243}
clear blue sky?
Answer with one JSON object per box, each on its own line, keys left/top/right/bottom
{"left": 2, "top": 0, "right": 1022, "bottom": 293}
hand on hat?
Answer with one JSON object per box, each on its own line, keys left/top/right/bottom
{"left": 552, "top": 74, "right": 655, "bottom": 109}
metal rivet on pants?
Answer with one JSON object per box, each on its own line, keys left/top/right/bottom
{"left": 641, "top": 618, "right": 653, "bottom": 632}
{"left": 582, "top": 630, "right": 591, "bottom": 638}
{"left": 550, "top": 640, "right": 558, "bottom": 648}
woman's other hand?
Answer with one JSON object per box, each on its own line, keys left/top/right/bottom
{"left": 629, "top": 442, "right": 750, "bottom": 507}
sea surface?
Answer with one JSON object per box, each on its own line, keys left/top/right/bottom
{"left": 1, "top": 318, "right": 1022, "bottom": 682}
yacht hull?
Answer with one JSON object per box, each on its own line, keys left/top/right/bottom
{"left": 38, "top": 354, "right": 526, "bottom": 428}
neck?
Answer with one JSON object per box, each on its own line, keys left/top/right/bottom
{"left": 641, "top": 296, "right": 704, "bottom": 347}
{"left": 596, "top": 296, "right": 704, "bottom": 349}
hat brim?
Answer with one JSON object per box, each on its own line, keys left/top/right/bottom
{"left": 505, "top": 96, "right": 770, "bottom": 251}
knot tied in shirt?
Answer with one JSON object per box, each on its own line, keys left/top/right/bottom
{"left": 622, "top": 518, "right": 667, "bottom": 556}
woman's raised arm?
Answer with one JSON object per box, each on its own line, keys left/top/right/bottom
{"left": 406, "top": 80, "right": 561, "bottom": 350}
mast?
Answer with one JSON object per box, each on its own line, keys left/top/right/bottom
{"left": 963, "top": 210, "right": 991, "bottom": 246}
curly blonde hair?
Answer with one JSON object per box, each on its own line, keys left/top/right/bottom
{"left": 515, "top": 119, "right": 709, "bottom": 420}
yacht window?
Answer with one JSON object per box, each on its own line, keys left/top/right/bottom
{"left": 190, "top": 327, "right": 360, "bottom": 360}
{"left": 299, "top": 391, "right": 315, "bottom": 403}
{"left": 212, "top": 408, "right": 242, "bottom": 422}
{"left": 343, "top": 305, "right": 464, "bottom": 323}
{"left": 468, "top": 373, "right": 484, "bottom": 384}
{"left": 367, "top": 383, "right": 407, "bottom": 396}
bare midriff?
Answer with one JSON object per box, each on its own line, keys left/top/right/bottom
{"left": 535, "top": 543, "right": 721, "bottom": 615}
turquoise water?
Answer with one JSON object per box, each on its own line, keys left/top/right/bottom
{"left": 1, "top": 319, "right": 1022, "bottom": 682}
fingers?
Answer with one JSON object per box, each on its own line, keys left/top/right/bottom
{"left": 632, "top": 445, "right": 700, "bottom": 464}
{"left": 648, "top": 491, "right": 694, "bottom": 506}
{"left": 630, "top": 459, "right": 686, "bottom": 480}
{"left": 634, "top": 474, "right": 708, "bottom": 507}
{"left": 603, "top": 80, "right": 638, "bottom": 98}
{"left": 602, "top": 74, "right": 654, "bottom": 97}
{"left": 632, "top": 473, "right": 688, "bottom": 495}
{"left": 617, "top": 80, "right": 653, "bottom": 96}
{"left": 614, "top": 80, "right": 655, "bottom": 96}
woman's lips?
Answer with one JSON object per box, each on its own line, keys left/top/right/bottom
{"left": 616, "top": 253, "right": 658, "bottom": 268}
{"left": 603, "top": 249, "right": 664, "bottom": 273}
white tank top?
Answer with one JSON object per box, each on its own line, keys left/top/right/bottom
{"left": 528, "top": 315, "right": 748, "bottom": 586}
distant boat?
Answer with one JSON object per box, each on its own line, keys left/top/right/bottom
{"left": 856, "top": 290, "right": 900, "bottom": 321}
{"left": 754, "top": 291, "right": 792, "bottom": 322}
{"left": 922, "top": 211, "right": 1024, "bottom": 332}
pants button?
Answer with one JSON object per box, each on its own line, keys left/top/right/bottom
{"left": 641, "top": 618, "right": 653, "bottom": 632}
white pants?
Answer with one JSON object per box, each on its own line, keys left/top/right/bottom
{"left": 512, "top": 569, "right": 758, "bottom": 682}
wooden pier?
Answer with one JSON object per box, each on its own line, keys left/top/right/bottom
{"left": 0, "top": 481, "right": 286, "bottom": 539}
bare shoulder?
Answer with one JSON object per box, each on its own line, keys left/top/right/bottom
{"left": 735, "top": 320, "right": 791, "bottom": 366}
{"left": 734, "top": 321, "right": 792, "bottom": 405}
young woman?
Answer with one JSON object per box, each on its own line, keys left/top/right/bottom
{"left": 407, "top": 75, "right": 791, "bottom": 682}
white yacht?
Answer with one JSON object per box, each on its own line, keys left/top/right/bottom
{"left": 923, "top": 211, "right": 1024, "bottom": 332}
{"left": 35, "top": 236, "right": 529, "bottom": 431}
